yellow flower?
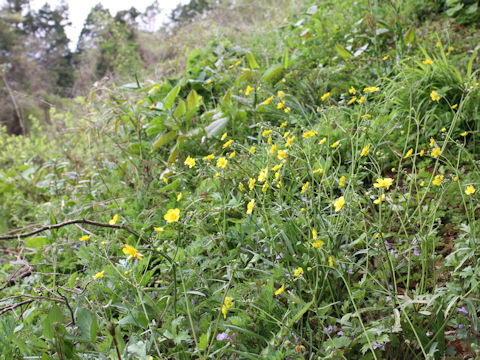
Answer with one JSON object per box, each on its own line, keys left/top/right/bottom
{"left": 154, "top": 227, "right": 164, "bottom": 232}
{"left": 302, "top": 130, "right": 318, "bottom": 139}
{"left": 203, "top": 153, "right": 214, "bottom": 161}
{"left": 330, "top": 141, "right": 340, "bottom": 148}
{"left": 277, "top": 90, "right": 285, "bottom": 98}
{"left": 312, "top": 239, "right": 324, "bottom": 249}
{"left": 362, "top": 114, "right": 371, "bottom": 119}
{"left": 275, "top": 171, "right": 280, "bottom": 181}
{"left": 184, "top": 156, "right": 195, "bottom": 168}
{"left": 347, "top": 96, "right": 357, "bottom": 105}
{"left": 221, "top": 132, "right": 228, "bottom": 140}
{"left": 277, "top": 101, "right": 285, "bottom": 109}
{"left": 312, "top": 228, "right": 318, "bottom": 240}
{"left": 441, "top": 127, "right": 446, "bottom": 132}
{"left": 268, "top": 136, "right": 272, "bottom": 145}
{"left": 283, "top": 131, "right": 290, "bottom": 138}
{"left": 73, "top": 232, "right": 89, "bottom": 242}
{"left": 373, "top": 194, "right": 386, "bottom": 204}
{"left": 249, "top": 178, "right": 256, "bottom": 190}
{"left": 333, "top": 196, "right": 345, "bottom": 212}
{"left": 321, "top": 92, "right": 330, "bottom": 101}
{"left": 109, "top": 214, "right": 119, "bottom": 225}
{"left": 404, "top": 148, "right": 413, "bottom": 159}
{"left": 122, "top": 244, "right": 144, "bottom": 260}
{"left": 246, "top": 199, "right": 255, "bottom": 214}
{"left": 420, "top": 149, "right": 425, "bottom": 157}
{"left": 429, "top": 137, "right": 435, "bottom": 148}
{"left": 262, "top": 182, "right": 269, "bottom": 193}
{"left": 163, "top": 175, "right": 168, "bottom": 184}
{"left": 447, "top": 46, "right": 454, "bottom": 55}
{"left": 279, "top": 121, "right": 287, "bottom": 129}
{"left": 262, "top": 129, "right": 273, "bottom": 137}
{"left": 430, "top": 90, "right": 440, "bottom": 101}
{"left": 374, "top": 178, "right": 394, "bottom": 190}
{"left": 206, "top": 79, "right": 213, "bottom": 84}
{"left": 284, "top": 107, "right": 291, "bottom": 113}
{"left": 465, "top": 185, "right": 476, "bottom": 195}
{"left": 277, "top": 150, "right": 287, "bottom": 160}
{"left": 339, "top": 176, "right": 346, "bottom": 187}
{"left": 164, "top": 208, "right": 180, "bottom": 223}
{"left": 293, "top": 267, "right": 304, "bottom": 277}
{"left": 364, "top": 86, "right": 378, "bottom": 93}
{"left": 177, "top": 192, "right": 182, "bottom": 201}
{"left": 258, "top": 168, "right": 268, "bottom": 182}
{"left": 274, "top": 284, "right": 285, "bottom": 295}
{"left": 93, "top": 271, "right": 104, "bottom": 279}
{"left": 269, "top": 144, "right": 277, "bottom": 153}
{"left": 286, "top": 136, "right": 295, "bottom": 147}
{"left": 222, "top": 139, "right": 233, "bottom": 149}
{"left": 301, "top": 181, "right": 309, "bottom": 194}
{"left": 452, "top": 104, "right": 458, "bottom": 110}
{"left": 319, "top": 137, "right": 326, "bottom": 145}
{"left": 238, "top": 182, "right": 245, "bottom": 191}
{"left": 245, "top": 85, "right": 254, "bottom": 95}
{"left": 329, "top": 256, "right": 333, "bottom": 267}
{"left": 221, "top": 305, "right": 227, "bottom": 319}
{"left": 249, "top": 146, "right": 256, "bottom": 153}
{"left": 217, "top": 157, "right": 228, "bottom": 168}
{"left": 422, "top": 59, "right": 433, "bottom": 65}
{"left": 432, "top": 174, "right": 444, "bottom": 186}
{"left": 360, "top": 144, "right": 370, "bottom": 157}
{"left": 264, "top": 95, "right": 274, "bottom": 105}
{"left": 420, "top": 180, "right": 425, "bottom": 187}
{"left": 431, "top": 147, "right": 442, "bottom": 158}
{"left": 454, "top": 176, "right": 459, "bottom": 182}
{"left": 460, "top": 131, "right": 468, "bottom": 137}
{"left": 358, "top": 96, "right": 365, "bottom": 103}
{"left": 349, "top": 86, "right": 356, "bottom": 95}
{"left": 228, "top": 151, "right": 236, "bottom": 159}
{"left": 383, "top": 55, "right": 389, "bottom": 60}
{"left": 272, "top": 163, "right": 283, "bottom": 171}
{"left": 313, "top": 168, "right": 323, "bottom": 174}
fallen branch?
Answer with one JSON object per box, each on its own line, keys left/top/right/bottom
{"left": 0, "top": 218, "right": 141, "bottom": 241}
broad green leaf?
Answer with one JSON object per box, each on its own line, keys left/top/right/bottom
{"left": 187, "top": 90, "right": 198, "bottom": 111}
{"left": 173, "top": 100, "right": 186, "bottom": 118}
{"left": 222, "top": 89, "right": 232, "bottom": 106}
{"left": 163, "top": 84, "right": 181, "bottom": 110}
{"left": 404, "top": 27, "right": 415, "bottom": 45}
{"left": 152, "top": 131, "right": 177, "bottom": 151}
{"left": 262, "top": 64, "right": 283, "bottom": 84}
{"left": 247, "top": 52, "right": 260, "bottom": 69}
{"left": 205, "top": 115, "right": 229, "bottom": 137}
{"left": 168, "top": 141, "right": 181, "bottom": 166}
{"left": 42, "top": 306, "right": 64, "bottom": 339}
{"left": 335, "top": 43, "right": 353, "bottom": 60}
{"left": 198, "top": 333, "right": 208, "bottom": 350}
{"left": 75, "top": 308, "right": 97, "bottom": 342}
{"left": 25, "top": 236, "right": 48, "bottom": 248}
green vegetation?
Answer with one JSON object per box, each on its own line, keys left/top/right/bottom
{"left": 1, "top": 0, "right": 480, "bottom": 359}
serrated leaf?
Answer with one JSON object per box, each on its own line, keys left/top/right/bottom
{"left": 335, "top": 43, "right": 353, "bottom": 60}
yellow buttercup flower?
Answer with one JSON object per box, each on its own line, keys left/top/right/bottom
{"left": 93, "top": 271, "right": 104, "bottom": 279}
{"left": 430, "top": 90, "right": 440, "bottom": 101}
{"left": 217, "top": 157, "right": 228, "bottom": 168}
{"left": 452, "top": 104, "right": 458, "bottom": 110}
{"left": 264, "top": 95, "right": 274, "bottom": 105}
{"left": 269, "top": 144, "right": 277, "bottom": 154}
{"left": 360, "top": 144, "right": 370, "bottom": 157}
{"left": 238, "top": 182, "right": 245, "bottom": 191}
{"left": 302, "top": 130, "right": 318, "bottom": 139}
{"left": 431, "top": 147, "right": 442, "bottom": 158}
{"left": 221, "top": 132, "right": 228, "bottom": 140}
{"left": 279, "top": 121, "right": 287, "bottom": 129}
{"left": 460, "top": 131, "right": 468, "bottom": 137}
{"left": 347, "top": 97, "right": 357, "bottom": 105}
{"left": 250, "top": 146, "right": 256, "bottom": 153}
{"left": 268, "top": 136, "right": 272, "bottom": 145}
{"left": 333, "top": 196, "right": 345, "bottom": 212}
{"left": 312, "top": 228, "right": 317, "bottom": 240}
{"left": 122, "top": 244, "right": 144, "bottom": 260}
{"left": 272, "top": 163, "right": 283, "bottom": 171}
{"left": 275, "top": 171, "right": 280, "bottom": 181}
{"left": 422, "top": 59, "right": 433, "bottom": 65}
{"left": 184, "top": 156, "right": 195, "bottom": 168}
{"left": 349, "top": 86, "right": 356, "bottom": 95}
{"left": 301, "top": 181, "right": 309, "bottom": 194}
{"left": 274, "top": 284, "right": 285, "bottom": 295}
{"left": 313, "top": 168, "right": 323, "bottom": 174}
{"left": 101, "top": 241, "right": 107, "bottom": 245}
{"left": 465, "top": 185, "right": 475, "bottom": 195}
{"left": 420, "top": 149, "right": 425, "bottom": 157}
{"left": 277, "top": 90, "right": 285, "bottom": 98}
{"left": 277, "top": 150, "right": 287, "bottom": 160}
{"left": 374, "top": 178, "right": 394, "bottom": 190}
{"left": 364, "top": 86, "right": 378, "bottom": 93}
{"left": 358, "top": 96, "right": 365, "bottom": 103}
{"left": 286, "top": 136, "right": 295, "bottom": 147}
{"left": 249, "top": 178, "right": 256, "bottom": 190}
{"left": 329, "top": 256, "right": 333, "bottom": 267}
{"left": 321, "top": 92, "right": 330, "bottom": 101}
{"left": 373, "top": 194, "right": 386, "bottom": 204}
{"left": 262, "top": 129, "right": 273, "bottom": 137}
{"left": 258, "top": 168, "right": 268, "bottom": 182}
{"left": 222, "top": 139, "right": 233, "bottom": 149}
{"left": 319, "top": 137, "right": 326, "bottom": 145}
{"left": 154, "top": 227, "right": 164, "bottom": 232}
{"left": 339, "top": 176, "right": 346, "bottom": 187}
{"left": 177, "top": 193, "right": 182, "bottom": 201}
{"left": 454, "top": 176, "right": 459, "bottom": 182}
{"left": 246, "top": 199, "right": 255, "bottom": 214}
{"left": 293, "top": 267, "right": 304, "bottom": 277}
{"left": 164, "top": 208, "right": 180, "bottom": 223}
{"left": 79, "top": 235, "right": 91, "bottom": 241}
{"left": 382, "top": 55, "right": 389, "bottom": 60}
{"left": 284, "top": 107, "right": 291, "bottom": 113}
{"left": 330, "top": 141, "right": 340, "bottom": 148}
{"left": 312, "top": 239, "right": 324, "bottom": 249}
{"left": 109, "top": 214, "right": 119, "bottom": 225}
{"left": 429, "top": 137, "right": 435, "bottom": 148}
{"left": 404, "top": 148, "right": 413, "bottom": 159}
{"left": 228, "top": 151, "right": 235, "bottom": 159}
{"left": 203, "top": 153, "right": 214, "bottom": 161}
{"left": 277, "top": 101, "right": 285, "bottom": 109}
{"left": 245, "top": 85, "right": 254, "bottom": 95}
{"left": 432, "top": 174, "right": 444, "bottom": 186}
{"left": 362, "top": 114, "right": 371, "bottom": 119}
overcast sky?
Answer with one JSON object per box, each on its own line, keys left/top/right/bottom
{"left": 29, "top": 0, "right": 187, "bottom": 48}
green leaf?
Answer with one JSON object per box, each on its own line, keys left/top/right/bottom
{"left": 75, "top": 308, "right": 97, "bottom": 342}
{"left": 404, "top": 27, "right": 415, "bottom": 45}
{"left": 283, "top": 48, "right": 289, "bottom": 69}
{"left": 163, "top": 84, "right": 181, "bottom": 110}
{"left": 152, "top": 131, "right": 177, "bottom": 151}
{"left": 42, "top": 306, "right": 64, "bottom": 339}
{"left": 168, "top": 141, "right": 181, "bottom": 166}
{"left": 25, "top": 236, "right": 48, "bottom": 248}
{"left": 262, "top": 64, "right": 283, "bottom": 84}
{"left": 247, "top": 53, "right": 260, "bottom": 69}
{"left": 174, "top": 100, "right": 186, "bottom": 118}
{"left": 287, "top": 299, "right": 314, "bottom": 327}
{"left": 205, "top": 114, "right": 229, "bottom": 137}
{"left": 187, "top": 90, "right": 198, "bottom": 111}
{"left": 335, "top": 43, "right": 353, "bottom": 60}
{"left": 198, "top": 333, "right": 208, "bottom": 350}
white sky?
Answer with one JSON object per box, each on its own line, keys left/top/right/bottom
{"left": 29, "top": 0, "right": 187, "bottom": 48}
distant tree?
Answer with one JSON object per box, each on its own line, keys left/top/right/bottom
{"left": 170, "top": 0, "right": 219, "bottom": 23}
